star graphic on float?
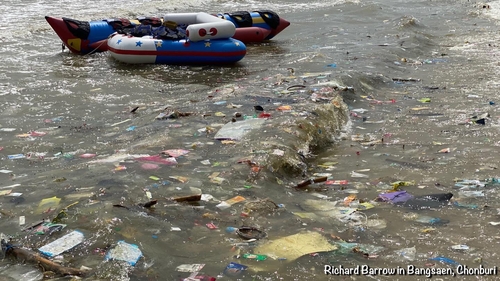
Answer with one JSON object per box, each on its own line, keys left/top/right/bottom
{"left": 136, "top": 41, "right": 143, "bottom": 47}
{"left": 155, "top": 41, "right": 162, "bottom": 48}
{"left": 116, "top": 39, "right": 122, "bottom": 45}
{"left": 204, "top": 41, "right": 211, "bottom": 47}
{"left": 234, "top": 42, "right": 240, "bottom": 46}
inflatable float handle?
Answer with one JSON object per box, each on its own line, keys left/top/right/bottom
{"left": 164, "top": 12, "right": 235, "bottom": 42}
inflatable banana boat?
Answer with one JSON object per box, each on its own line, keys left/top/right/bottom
{"left": 108, "top": 12, "right": 246, "bottom": 65}
{"left": 45, "top": 10, "right": 290, "bottom": 55}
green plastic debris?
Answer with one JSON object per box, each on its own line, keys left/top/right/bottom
{"left": 242, "top": 253, "right": 267, "bottom": 261}
{"left": 357, "top": 202, "right": 375, "bottom": 210}
{"left": 418, "top": 98, "right": 431, "bottom": 103}
{"left": 63, "top": 153, "right": 74, "bottom": 159}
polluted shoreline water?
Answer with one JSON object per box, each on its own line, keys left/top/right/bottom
{"left": 0, "top": 70, "right": 355, "bottom": 280}
{"left": 4, "top": 1, "right": 500, "bottom": 281}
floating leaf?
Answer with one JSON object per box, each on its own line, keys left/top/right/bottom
{"left": 16, "top": 133, "right": 30, "bottom": 138}
{"left": 169, "top": 176, "right": 188, "bottom": 183}
{"left": 277, "top": 105, "right": 292, "bottom": 111}
{"left": 411, "top": 107, "right": 430, "bottom": 111}
{"left": 438, "top": 148, "right": 450, "bottom": 153}
{"left": 114, "top": 165, "right": 127, "bottom": 171}
{"left": 320, "top": 162, "right": 338, "bottom": 166}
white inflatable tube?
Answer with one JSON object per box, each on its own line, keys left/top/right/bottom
{"left": 163, "top": 12, "right": 235, "bottom": 42}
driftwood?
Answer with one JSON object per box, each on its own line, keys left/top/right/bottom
{"left": 172, "top": 194, "right": 201, "bottom": 202}
{"left": 2, "top": 240, "right": 87, "bottom": 277}
{"left": 113, "top": 200, "right": 158, "bottom": 210}
{"left": 295, "top": 176, "right": 328, "bottom": 189}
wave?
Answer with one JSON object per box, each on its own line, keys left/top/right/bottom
{"left": 393, "top": 15, "right": 423, "bottom": 29}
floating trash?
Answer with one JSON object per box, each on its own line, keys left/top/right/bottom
{"left": 236, "top": 226, "right": 267, "bottom": 240}
{"left": 223, "top": 262, "right": 248, "bottom": 276}
{"left": 254, "top": 231, "right": 337, "bottom": 261}
{"left": 176, "top": 263, "right": 205, "bottom": 273}
{"left": 38, "top": 230, "right": 84, "bottom": 257}
{"left": 105, "top": 241, "right": 143, "bottom": 266}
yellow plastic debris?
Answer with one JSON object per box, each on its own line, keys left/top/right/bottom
{"left": 391, "top": 181, "right": 415, "bottom": 190}
{"left": 114, "top": 165, "right": 127, "bottom": 171}
{"left": 277, "top": 105, "right": 292, "bottom": 111}
{"left": 411, "top": 107, "right": 430, "bottom": 111}
{"left": 15, "top": 133, "right": 30, "bottom": 138}
{"left": 37, "top": 196, "right": 61, "bottom": 213}
{"left": 224, "top": 196, "right": 245, "bottom": 205}
{"left": 357, "top": 202, "right": 375, "bottom": 210}
{"left": 292, "top": 212, "right": 320, "bottom": 219}
{"left": 169, "top": 176, "right": 188, "bottom": 183}
{"left": 254, "top": 231, "right": 338, "bottom": 261}
{"left": 0, "top": 190, "right": 12, "bottom": 196}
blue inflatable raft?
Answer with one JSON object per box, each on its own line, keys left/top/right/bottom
{"left": 107, "top": 12, "right": 247, "bottom": 64}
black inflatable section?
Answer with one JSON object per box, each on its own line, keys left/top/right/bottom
{"left": 253, "top": 10, "right": 280, "bottom": 29}
{"left": 225, "top": 11, "right": 253, "bottom": 28}
{"left": 136, "top": 16, "right": 162, "bottom": 27}
{"left": 62, "top": 17, "right": 90, "bottom": 40}
{"left": 105, "top": 19, "right": 134, "bottom": 33}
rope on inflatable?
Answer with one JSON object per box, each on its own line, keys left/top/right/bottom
{"left": 82, "top": 33, "right": 114, "bottom": 56}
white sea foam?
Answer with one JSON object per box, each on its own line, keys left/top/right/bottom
{"left": 455, "top": 1, "right": 500, "bottom": 88}
{"left": 211, "top": 0, "right": 358, "bottom": 14}
{"left": 482, "top": 1, "right": 500, "bottom": 21}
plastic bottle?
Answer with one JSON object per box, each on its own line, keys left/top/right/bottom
{"left": 226, "top": 226, "right": 237, "bottom": 234}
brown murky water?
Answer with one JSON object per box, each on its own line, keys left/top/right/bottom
{"left": 2, "top": 0, "right": 500, "bottom": 280}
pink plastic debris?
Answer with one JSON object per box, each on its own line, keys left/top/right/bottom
{"left": 141, "top": 163, "right": 160, "bottom": 170}
{"left": 80, "top": 153, "right": 97, "bottom": 158}
{"left": 161, "top": 149, "right": 190, "bottom": 158}
{"left": 30, "top": 131, "right": 47, "bottom": 137}
{"left": 136, "top": 155, "right": 177, "bottom": 165}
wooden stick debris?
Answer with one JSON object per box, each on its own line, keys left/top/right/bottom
{"left": 3, "top": 241, "right": 87, "bottom": 277}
